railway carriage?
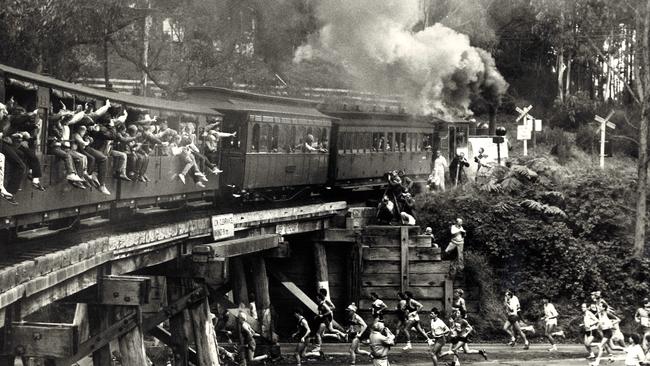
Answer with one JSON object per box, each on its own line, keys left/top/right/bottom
{"left": 184, "top": 87, "right": 332, "bottom": 200}
{"left": 324, "top": 109, "right": 442, "bottom": 190}
{"left": 0, "top": 64, "right": 221, "bottom": 233}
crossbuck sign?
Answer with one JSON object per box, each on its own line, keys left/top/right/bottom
{"left": 594, "top": 111, "right": 616, "bottom": 169}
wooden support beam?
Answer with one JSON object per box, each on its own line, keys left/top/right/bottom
{"left": 1, "top": 322, "right": 78, "bottom": 358}
{"left": 321, "top": 229, "right": 358, "bottom": 243}
{"left": 444, "top": 279, "right": 454, "bottom": 316}
{"left": 249, "top": 256, "right": 271, "bottom": 339}
{"left": 99, "top": 275, "right": 151, "bottom": 306}
{"left": 193, "top": 234, "right": 280, "bottom": 259}
{"left": 264, "top": 241, "right": 291, "bottom": 258}
{"left": 72, "top": 303, "right": 90, "bottom": 343}
{"left": 87, "top": 305, "right": 112, "bottom": 366}
{"left": 59, "top": 308, "right": 138, "bottom": 366}
{"left": 312, "top": 243, "right": 329, "bottom": 295}
{"left": 188, "top": 295, "right": 220, "bottom": 366}
{"left": 114, "top": 307, "right": 148, "bottom": 366}
{"left": 400, "top": 227, "right": 409, "bottom": 292}
{"left": 166, "top": 278, "right": 190, "bottom": 366}
{"left": 230, "top": 258, "right": 249, "bottom": 308}
{"left": 267, "top": 267, "right": 342, "bottom": 329}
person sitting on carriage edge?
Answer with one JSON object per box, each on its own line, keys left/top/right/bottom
{"left": 5, "top": 104, "right": 45, "bottom": 191}
{"left": 48, "top": 112, "right": 87, "bottom": 188}
{"left": 72, "top": 125, "right": 110, "bottom": 195}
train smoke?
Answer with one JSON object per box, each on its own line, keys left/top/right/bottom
{"left": 293, "top": 0, "right": 508, "bottom": 118}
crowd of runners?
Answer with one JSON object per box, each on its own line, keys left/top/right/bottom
{"left": 223, "top": 288, "right": 650, "bottom": 366}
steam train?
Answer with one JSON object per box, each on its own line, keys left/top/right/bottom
{"left": 0, "top": 64, "right": 470, "bottom": 239}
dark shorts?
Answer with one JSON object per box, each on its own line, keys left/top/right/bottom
{"left": 450, "top": 336, "right": 469, "bottom": 344}
{"left": 602, "top": 329, "right": 613, "bottom": 339}
{"left": 507, "top": 314, "right": 520, "bottom": 323}
{"left": 430, "top": 336, "right": 446, "bottom": 348}
{"left": 584, "top": 329, "right": 594, "bottom": 337}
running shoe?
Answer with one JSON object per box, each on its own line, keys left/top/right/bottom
{"left": 31, "top": 182, "right": 46, "bottom": 191}
{"left": 479, "top": 349, "right": 488, "bottom": 360}
{"left": 523, "top": 343, "right": 530, "bottom": 350}
{"left": 508, "top": 340, "right": 516, "bottom": 347}
{"left": 178, "top": 173, "right": 186, "bottom": 184}
{"left": 548, "top": 345, "right": 558, "bottom": 352}
{"left": 402, "top": 342, "right": 412, "bottom": 350}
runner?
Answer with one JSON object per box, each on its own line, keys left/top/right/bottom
{"left": 238, "top": 311, "right": 269, "bottom": 364}
{"left": 582, "top": 302, "right": 599, "bottom": 360}
{"left": 291, "top": 307, "right": 311, "bottom": 366}
{"left": 503, "top": 290, "right": 530, "bottom": 349}
{"left": 370, "top": 292, "right": 388, "bottom": 324}
{"left": 403, "top": 291, "right": 431, "bottom": 350}
{"left": 438, "top": 309, "right": 487, "bottom": 366}
{"left": 314, "top": 293, "right": 345, "bottom": 352}
{"left": 590, "top": 303, "right": 615, "bottom": 366}
{"left": 345, "top": 303, "right": 371, "bottom": 365}
{"left": 369, "top": 322, "right": 395, "bottom": 366}
{"left": 610, "top": 315, "right": 626, "bottom": 352}
{"left": 394, "top": 292, "right": 409, "bottom": 344}
{"left": 541, "top": 298, "right": 565, "bottom": 351}
{"left": 452, "top": 289, "right": 467, "bottom": 318}
{"left": 318, "top": 288, "right": 346, "bottom": 341}
{"left": 635, "top": 298, "right": 650, "bottom": 348}
{"left": 426, "top": 307, "right": 450, "bottom": 366}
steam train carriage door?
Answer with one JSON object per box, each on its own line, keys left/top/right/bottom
{"left": 36, "top": 86, "right": 50, "bottom": 154}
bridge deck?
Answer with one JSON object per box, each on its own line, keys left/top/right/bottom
{"left": 0, "top": 201, "right": 347, "bottom": 326}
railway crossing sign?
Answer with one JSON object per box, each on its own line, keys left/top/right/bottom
{"left": 595, "top": 110, "right": 616, "bottom": 169}
{"left": 515, "top": 105, "right": 534, "bottom": 155}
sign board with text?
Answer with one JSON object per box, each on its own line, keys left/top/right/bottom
{"left": 517, "top": 125, "right": 531, "bottom": 140}
{"left": 211, "top": 213, "right": 234, "bottom": 241}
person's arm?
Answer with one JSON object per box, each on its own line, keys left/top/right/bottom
{"left": 73, "top": 133, "right": 89, "bottom": 148}
{"left": 378, "top": 301, "right": 388, "bottom": 313}
{"left": 319, "top": 303, "right": 333, "bottom": 318}
{"left": 325, "top": 298, "right": 336, "bottom": 310}
{"left": 211, "top": 130, "right": 237, "bottom": 138}
{"left": 300, "top": 319, "right": 310, "bottom": 342}
{"left": 462, "top": 320, "right": 473, "bottom": 335}
{"left": 357, "top": 315, "right": 368, "bottom": 336}
{"left": 636, "top": 309, "right": 643, "bottom": 323}
{"left": 93, "top": 100, "right": 111, "bottom": 117}
{"left": 68, "top": 111, "right": 86, "bottom": 125}
{"left": 379, "top": 332, "right": 395, "bottom": 346}
{"left": 304, "top": 142, "right": 317, "bottom": 151}
{"left": 451, "top": 225, "right": 461, "bottom": 235}
{"left": 411, "top": 299, "right": 423, "bottom": 312}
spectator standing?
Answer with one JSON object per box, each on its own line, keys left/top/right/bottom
{"left": 429, "top": 150, "right": 448, "bottom": 191}
{"left": 474, "top": 147, "right": 489, "bottom": 182}
{"left": 377, "top": 195, "right": 395, "bottom": 225}
{"left": 446, "top": 218, "right": 466, "bottom": 268}
{"left": 449, "top": 152, "right": 470, "bottom": 186}
{"left": 369, "top": 322, "right": 395, "bottom": 366}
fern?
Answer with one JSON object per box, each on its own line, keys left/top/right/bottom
{"left": 520, "top": 199, "right": 544, "bottom": 211}
{"left": 480, "top": 180, "right": 503, "bottom": 193}
{"left": 501, "top": 176, "right": 523, "bottom": 192}
{"left": 543, "top": 205, "right": 567, "bottom": 218}
{"left": 511, "top": 165, "right": 539, "bottom": 181}
{"left": 520, "top": 199, "right": 567, "bottom": 218}
{"left": 493, "top": 201, "right": 515, "bottom": 214}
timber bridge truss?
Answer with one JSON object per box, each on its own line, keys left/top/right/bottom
{"left": 0, "top": 201, "right": 459, "bottom": 366}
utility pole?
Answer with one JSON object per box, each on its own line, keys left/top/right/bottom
{"left": 141, "top": 0, "right": 152, "bottom": 97}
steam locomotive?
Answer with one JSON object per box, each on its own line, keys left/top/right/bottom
{"left": 0, "top": 64, "right": 470, "bottom": 239}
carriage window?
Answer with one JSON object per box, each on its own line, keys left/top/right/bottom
{"left": 422, "top": 133, "right": 433, "bottom": 151}
{"left": 271, "top": 125, "right": 280, "bottom": 152}
{"left": 289, "top": 125, "right": 297, "bottom": 152}
{"left": 372, "top": 132, "right": 381, "bottom": 151}
{"left": 386, "top": 132, "right": 394, "bottom": 151}
{"left": 297, "top": 125, "right": 306, "bottom": 151}
{"left": 251, "top": 124, "right": 260, "bottom": 152}
{"left": 321, "top": 128, "right": 329, "bottom": 151}
{"left": 398, "top": 133, "right": 406, "bottom": 151}
{"left": 259, "top": 124, "right": 270, "bottom": 152}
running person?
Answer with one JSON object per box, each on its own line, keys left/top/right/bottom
{"left": 582, "top": 303, "right": 600, "bottom": 360}
{"left": 635, "top": 298, "right": 650, "bottom": 347}
{"left": 438, "top": 309, "right": 487, "bottom": 366}
{"left": 542, "top": 298, "right": 566, "bottom": 351}
{"left": 427, "top": 307, "right": 450, "bottom": 366}
{"left": 590, "top": 303, "right": 615, "bottom": 366}
{"left": 346, "top": 303, "right": 371, "bottom": 365}
{"left": 291, "top": 307, "right": 311, "bottom": 366}
{"left": 394, "top": 292, "right": 409, "bottom": 343}
{"left": 503, "top": 290, "right": 530, "bottom": 349}
{"left": 319, "top": 288, "right": 346, "bottom": 339}
{"left": 370, "top": 292, "right": 388, "bottom": 324}
{"left": 238, "top": 312, "right": 269, "bottom": 364}
{"left": 452, "top": 289, "right": 467, "bottom": 318}
{"left": 403, "top": 291, "right": 430, "bottom": 350}
{"left": 314, "top": 293, "right": 345, "bottom": 351}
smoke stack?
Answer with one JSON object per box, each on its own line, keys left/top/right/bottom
{"left": 488, "top": 103, "right": 497, "bottom": 135}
